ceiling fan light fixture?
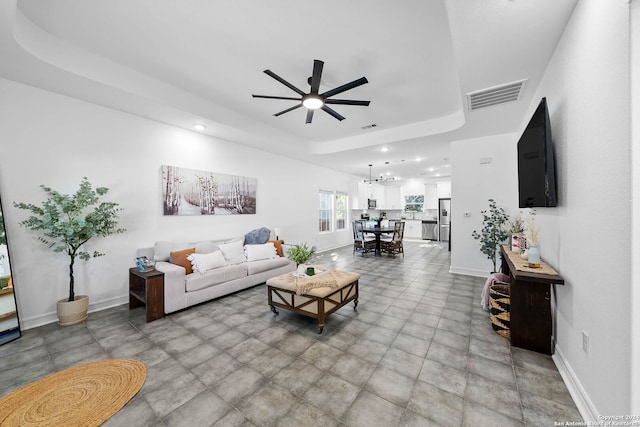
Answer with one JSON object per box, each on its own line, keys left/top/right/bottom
{"left": 302, "top": 95, "right": 324, "bottom": 110}
{"left": 252, "top": 60, "right": 369, "bottom": 122}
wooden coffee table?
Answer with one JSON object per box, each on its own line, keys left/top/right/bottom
{"left": 266, "top": 270, "right": 360, "bottom": 333}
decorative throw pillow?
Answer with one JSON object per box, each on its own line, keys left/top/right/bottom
{"left": 187, "top": 251, "right": 227, "bottom": 274}
{"left": 245, "top": 243, "right": 278, "bottom": 262}
{"left": 267, "top": 240, "right": 284, "bottom": 257}
{"left": 195, "top": 241, "right": 219, "bottom": 254}
{"left": 170, "top": 248, "right": 196, "bottom": 274}
{"left": 244, "top": 227, "right": 271, "bottom": 245}
{"left": 218, "top": 240, "right": 247, "bottom": 264}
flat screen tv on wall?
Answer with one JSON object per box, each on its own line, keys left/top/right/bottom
{"left": 518, "top": 97, "right": 558, "bottom": 208}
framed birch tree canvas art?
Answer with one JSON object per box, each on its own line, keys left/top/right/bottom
{"left": 162, "top": 165, "right": 257, "bottom": 215}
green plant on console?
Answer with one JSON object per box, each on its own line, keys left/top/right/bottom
{"left": 471, "top": 198, "right": 510, "bottom": 272}
{"left": 14, "top": 177, "right": 126, "bottom": 302}
{"left": 286, "top": 243, "right": 316, "bottom": 266}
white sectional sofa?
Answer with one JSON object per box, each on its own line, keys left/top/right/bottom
{"left": 136, "top": 236, "right": 295, "bottom": 314}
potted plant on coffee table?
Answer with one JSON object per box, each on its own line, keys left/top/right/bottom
{"left": 14, "top": 178, "right": 125, "bottom": 325}
{"left": 471, "top": 198, "right": 510, "bottom": 273}
{"left": 286, "top": 243, "right": 316, "bottom": 266}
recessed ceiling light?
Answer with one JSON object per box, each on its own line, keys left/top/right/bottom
{"left": 381, "top": 147, "right": 389, "bottom": 152}
{"left": 428, "top": 167, "right": 435, "bottom": 172}
{"left": 193, "top": 124, "right": 206, "bottom": 131}
{"left": 415, "top": 157, "right": 422, "bottom": 162}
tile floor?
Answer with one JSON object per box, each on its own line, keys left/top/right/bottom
{"left": 0, "top": 241, "right": 582, "bottom": 426}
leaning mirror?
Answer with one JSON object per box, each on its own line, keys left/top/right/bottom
{"left": 0, "top": 194, "right": 20, "bottom": 345}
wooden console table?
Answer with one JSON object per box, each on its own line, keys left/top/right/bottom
{"left": 500, "top": 245, "right": 564, "bottom": 355}
{"left": 129, "top": 268, "right": 164, "bottom": 323}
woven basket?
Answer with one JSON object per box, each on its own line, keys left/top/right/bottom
{"left": 489, "top": 283, "right": 510, "bottom": 339}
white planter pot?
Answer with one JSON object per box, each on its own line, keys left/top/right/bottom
{"left": 56, "top": 295, "right": 89, "bottom": 326}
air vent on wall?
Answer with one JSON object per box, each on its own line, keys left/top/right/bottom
{"left": 466, "top": 79, "right": 527, "bottom": 111}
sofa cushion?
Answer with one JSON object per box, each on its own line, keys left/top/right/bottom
{"left": 267, "top": 240, "right": 284, "bottom": 257}
{"left": 218, "top": 240, "right": 246, "bottom": 264}
{"left": 244, "top": 227, "right": 271, "bottom": 245}
{"left": 185, "top": 264, "right": 248, "bottom": 292}
{"left": 246, "top": 257, "right": 291, "bottom": 275}
{"left": 170, "top": 248, "right": 196, "bottom": 274}
{"left": 154, "top": 241, "right": 191, "bottom": 261}
{"left": 187, "top": 250, "right": 227, "bottom": 274}
{"left": 245, "top": 243, "right": 277, "bottom": 262}
{"left": 195, "top": 241, "right": 220, "bottom": 254}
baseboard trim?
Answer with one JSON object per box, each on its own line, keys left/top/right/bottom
{"left": 21, "top": 295, "right": 129, "bottom": 330}
{"left": 449, "top": 266, "right": 489, "bottom": 277}
{"left": 553, "top": 345, "right": 599, "bottom": 422}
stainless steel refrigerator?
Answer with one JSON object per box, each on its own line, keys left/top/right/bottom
{"left": 438, "top": 198, "right": 451, "bottom": 242}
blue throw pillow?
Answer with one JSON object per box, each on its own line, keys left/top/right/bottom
{"left": 244, "top": 227, "right": 271, "bottom": 245}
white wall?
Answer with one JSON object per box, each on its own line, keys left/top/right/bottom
{"left": 0, "top": 78, "right": 353, "bottom": 328}
{"left": 450, "top": 134, "right": 518, "bottom": 276}
{"left": 526, "top": 0, "right": 632, "bottom": 418}
{"left": 631, "top": 0, "right": 640, "bottom": 414}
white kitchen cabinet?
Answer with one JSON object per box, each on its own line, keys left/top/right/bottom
{"left": 403, "top": 219, "right": 423, "bottom": 239}
{"left": 352, "top": 181, "right": 386, "bottom": 210}
{"left": 437, "top": 181, "right": 451, "bottom": 198}
{"left": 373, "top": 184, "right": 385, "bottom": 206}
{"left": 383, "top": 186, "right": 401, "bottom": 209}
{"left": 424, "top": 184, "right": 438, "bottom": 210}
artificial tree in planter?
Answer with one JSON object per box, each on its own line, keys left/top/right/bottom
{"left": 14, "top": 178, "right": 125, "bottom": 325}
{"left": 471, "top": 198, "right": 510, "bottom": 273}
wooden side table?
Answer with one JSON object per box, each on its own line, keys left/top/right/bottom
{"left": 129, "top": 268, "right": 165, "bottom": 322}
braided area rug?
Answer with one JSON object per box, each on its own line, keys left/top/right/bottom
{"left": 0, "top": 359, "right": 146, "bottom": 427}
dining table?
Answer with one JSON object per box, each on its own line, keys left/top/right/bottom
{"left": 362, "top": 225, "right": 395, "bottom": 256}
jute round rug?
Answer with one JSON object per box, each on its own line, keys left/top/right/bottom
{"left": 0, "top": 358, "right": 146, "bottom": 427}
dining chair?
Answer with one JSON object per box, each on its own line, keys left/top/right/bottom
{"left": 381, "top": 221, "right": 405, "bottom": 257}
{"left": 380, "top": 219, "right": 396, "bottom": 243}
{"left": 353, "top": 220, "right": 375, "bottom": 255}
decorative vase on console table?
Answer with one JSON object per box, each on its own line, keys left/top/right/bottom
{"left": 527, "top": 246, "right": 541, "bottom": 268}
{"left": 525, "top": 219, "right": 540, "bottom": 267}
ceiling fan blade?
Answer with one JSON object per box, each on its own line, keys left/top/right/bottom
{"left": 321, "top": 105, "right": 345, "bottom": 121}
{"left": 252, "top": 95, "right": 301, "bottom": 101}
{"left": 321, "top": 77, "right": 368, "bottom": 98}
{"left": 306, "top": 109, "right": 315, "bottom": 124}
{"left": 274, "top": 104, "right": 302, "bottom": 117}
{"left": 325, "top": 99, "right": 371, "bottom": 106}
{"left": 264, "top": 70, "right": 306, "bottom": 96}
{"left": 309, "top": 60, "right": 324, "bottom": 94}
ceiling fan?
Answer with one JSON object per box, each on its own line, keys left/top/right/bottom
{"left": 252, "top": 59, "right": 370, "bottom": 124}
